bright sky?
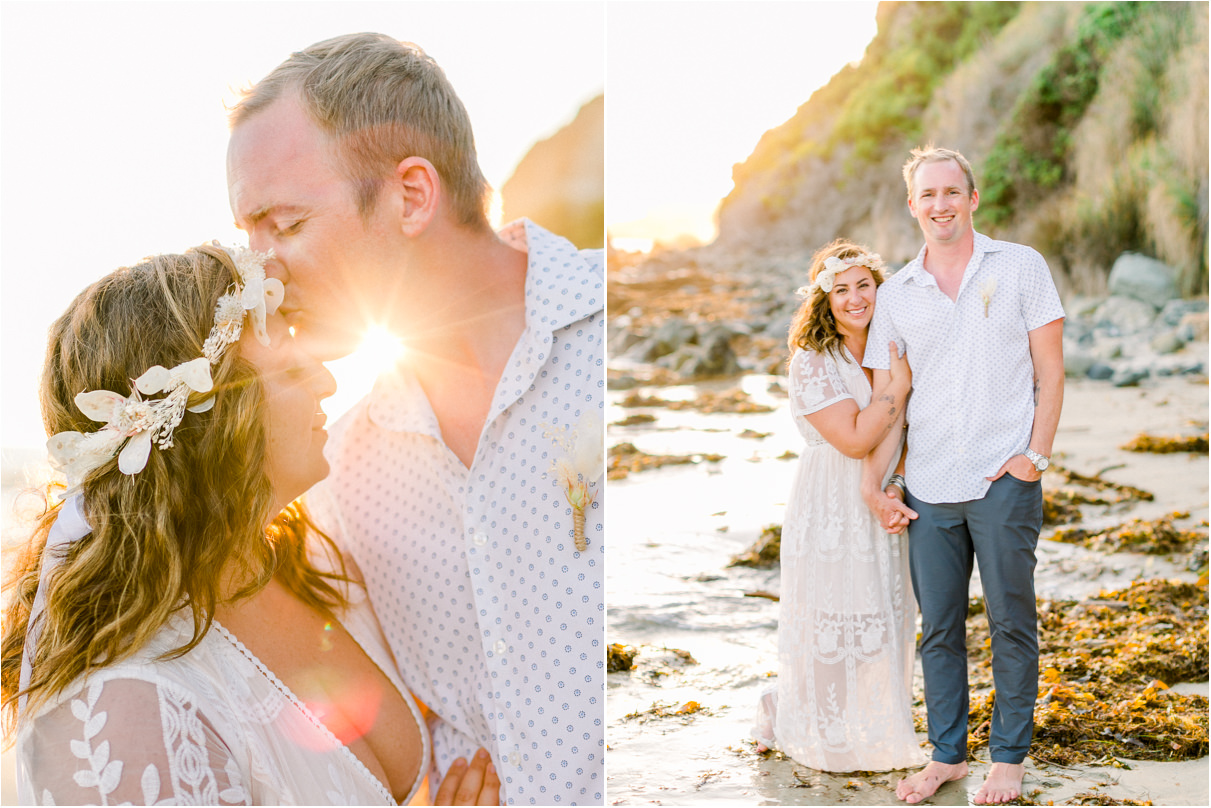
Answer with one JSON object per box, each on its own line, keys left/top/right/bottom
{"left": 1, "top": 1, "right": 604, "bottom": 450}
{"left": 607, "top": 1, "right": 878, "bottom": 248}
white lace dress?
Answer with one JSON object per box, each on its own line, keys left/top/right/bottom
{"left": 16, "top": 571, "right": 431, "bottom": 805}
{"left": 754, "top": 347, "right": 925, "bottom": 772}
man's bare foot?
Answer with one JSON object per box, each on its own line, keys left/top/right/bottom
{"left": 973, "top": 762, "right": 1025, "bottom": 804}
{"left": 896, "top": 760, "right": 968, "bottom": 804}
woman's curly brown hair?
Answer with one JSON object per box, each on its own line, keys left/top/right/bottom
{"left": 787, "top": 239, "right": 887, "bottom": 364}
{"left": 2, "top": 245, "right": 348, "bottom": 738}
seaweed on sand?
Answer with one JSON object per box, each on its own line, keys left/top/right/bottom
{"left": 1050, "top": 512, "right": 1207, "bottom": 554}
{"left": 607, "top": 442, "right": 723, "bottom": 480}
{"left": 1065, "top": 793, "right": 1154, "bottom": 806}
{"left": 1040, "top": 463, "right": 1156, "bottom": 527}
{"left": 1120, "top": 433, "right": 1209, "bottom": 454}
{"left": 608, "top": 643, "right": 638, "bottom": 672}
{"left": 611, "top": 413, "right": 657, "bottom": 427}
{"left": 1049, "top": 463, "right": 1154, "bottom": 502}
{"left": 727, "top": 524, "right": 781, "bottom": 568}
{"left": 964, "top": 580, "right": 1208, "bottom": 765}
{"left": 618, "top": 388, "right": 776, "bottom": 414}
{"left": 623, "top": 699, "right": 710, "bottom": 723}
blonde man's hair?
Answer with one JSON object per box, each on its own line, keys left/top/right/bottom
{"left": 2, "top": 247, "right": 349, "bottom": 734}
{"left": 787, "top": 239, "right": 886, "bottom": 364}
{"left": 230, "top": 32, "right": 490, "bottom": 229}
{"left": 902, "top": 145, "right": 977, "bottom": 200}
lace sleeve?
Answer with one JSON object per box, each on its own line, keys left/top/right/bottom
{"left": 18, "top": 676, "right": 251, "bottom": 806}
{"left": 788, "top": 349, "right": 854, "bottom": 417}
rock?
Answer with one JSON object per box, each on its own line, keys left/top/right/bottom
{"left": 678, "top": 331, "right": 741, "bottom": 378}
{"left": 1066, "top": 295, "right": 1104, "bottom": 319}
{"left": 1063, "top": 344, "right": 1096, "bottom": 377}
{"left": 1093, "top": 296, "right": 1157, "bottom": 335}
{"left": 1179, "top": 311, "right": 1209, "bottom": 342}
{"left": 1091, "top": 340, "right": 1123, "bottom": 361}
{"left": 608, "top": 374, "right": 639, "bottom": 391}
{"left": 637, "top": 318, "right": 697, "bottom": 362}
{"left": 608, "top": 328, "right": 644, "bottom": 356}
{"left": 1150, "top": 329, "right": 1186, "bottom": 355}
{"left": 1107, "top": 253, "right": 1179, "bottom": 310}
{"left": 1064, "top": 317, "right": 1095, "bottom": 345}
{"left": 1111, "top": 366, "right": 1150, "bottom": 387}
{"left": 1158, "top": 299, "right": 1207, "bottom": 327}
{"left": 1086, "top": 363, "right": 1115, "bottom": 381}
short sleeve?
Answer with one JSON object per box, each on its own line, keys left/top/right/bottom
{"left": 18, "top": 677, "right": 250, "bottom": 806}
{"left": 1019, "top": 249, "right": 1066, "bottom": 331}
{"left": 788, "top": 349, "right": 854, "bottom": 416}
{"left": 864, "top": 288, "right": 901, "bottom": 370}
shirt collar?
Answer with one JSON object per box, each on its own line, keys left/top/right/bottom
{"left": 899, "top": 231, "right": 1001, "bottom": 287}
{"left": 366, "top": 218, "right": 602, "bottom": 434}
{"left": 366, "top": 361, "right": 439, "bottom": 436}
{"left": 500, "top": 218, "right": 604, "bottom": 333}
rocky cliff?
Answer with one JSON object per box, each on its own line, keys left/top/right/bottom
{"left": 715, "top": 1, "right": 1208, "bottom": 298}
{"left": 501, "top": 94, "right": 604, "bottom": 249}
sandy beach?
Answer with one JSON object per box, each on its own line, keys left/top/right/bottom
{"left": 606, "top": 369, "right": 1208, "bottom": 806}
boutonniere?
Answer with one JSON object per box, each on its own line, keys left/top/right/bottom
{"left": 545, "top": 411, "right": 604, "bottom": 551}
{"left": 980, "top": 277, "right": 997, "bottom": 318}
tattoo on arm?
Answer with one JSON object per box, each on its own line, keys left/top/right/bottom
{"left": 1033, "top": 377, "right": 1041, "bottom": 406}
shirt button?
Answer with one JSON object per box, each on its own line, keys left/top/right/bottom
{"left": 494, "top": 639, "right": 507, "bottom": 655}
{"left": 473, "top": 532, "right": 488, "bottom": 547}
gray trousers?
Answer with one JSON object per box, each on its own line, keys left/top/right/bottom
{"left": 905, "top": 475, "right": 1043, "bottom": 764}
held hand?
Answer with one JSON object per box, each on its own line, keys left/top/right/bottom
{"left": 882, "top": 489, "right": 918, "bottom": 534}
{"left": 864, "top": 486, "right": 918, "bottom": 532}
{"left": 887, "top": 341, "right": 912, "bottom": 389}
{"left": 986, "top": 453, "right": 1041, "bottom": 483}
{"left": 434, "top": 749, "right": 502, "bottom": 806}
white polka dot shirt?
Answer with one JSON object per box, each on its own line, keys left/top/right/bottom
{"left": 317, "top": 220, "right": 604, "bottom": 805}
{"left": 864, "top": 232, "right": 1064, "bottom": 504}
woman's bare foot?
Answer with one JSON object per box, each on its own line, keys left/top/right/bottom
{"left": 896, "top": 760, "right": 968, "bottom": 803}
{"left": 973, "top": 762, "right": 1025, "bottom": 804}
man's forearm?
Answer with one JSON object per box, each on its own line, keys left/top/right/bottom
{"left": 862, "top": 407, "right": 906, "bottom": 499}
{"left": 1027, "top": 318, "right": 1065, "bottom": 457}
{"left": 1029, "top": 367, "right": 1064, "bottom": 456}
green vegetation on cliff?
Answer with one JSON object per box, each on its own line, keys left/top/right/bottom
{"left": 720, "top": 1, "right": 1208, "bottom": 297}
{"left": 828, "top": 2, "right": 1021, "bottom": 166}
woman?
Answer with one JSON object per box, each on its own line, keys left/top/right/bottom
{"left": 1, "top": 244, "right": 498, "bottom": 804}
{"left": 753, "top": 239, "right": 926, "bottom": 772}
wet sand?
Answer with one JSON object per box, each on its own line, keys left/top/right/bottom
{"left": 606, "top": 371, "right": 1208, "bottom": 806}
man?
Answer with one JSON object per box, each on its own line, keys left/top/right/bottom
{"left": 227, "top": 34, "right": 604, "bottom": 805}
{"left": 862, "top": 146, "right": 1065, "bottom": 805}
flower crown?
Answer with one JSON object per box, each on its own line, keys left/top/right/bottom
{"left": 795, "top": 252, "right": 884, "bottom": 298}
{"left": 47, "top": 244, "right": 283, "bottom": 489}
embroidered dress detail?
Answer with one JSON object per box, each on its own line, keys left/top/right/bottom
{"left": 753, "top": 347, "right": 925, "bottom": 772}
{"left": 17, "top": 574, "right": 429, "bottom": 805}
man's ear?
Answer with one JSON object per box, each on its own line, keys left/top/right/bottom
{"left": 969, "top": 188, "right": 979, "bottom": 213}
{"left": 394, "top": 156, "right": 440, "bottom": 236}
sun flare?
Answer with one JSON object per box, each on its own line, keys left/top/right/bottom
{"left": 322, "top": 324, "right": 406, "bottom": 424}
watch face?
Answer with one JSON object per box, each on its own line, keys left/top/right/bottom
{"left": 1038, "top": 457, "right": 1049, "bottom": 471}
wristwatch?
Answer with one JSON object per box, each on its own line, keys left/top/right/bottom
{"left": 1023, "top": 448, "right": 1050, "bottom": 472}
